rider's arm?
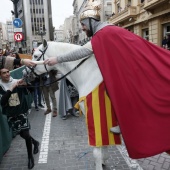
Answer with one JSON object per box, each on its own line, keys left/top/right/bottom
{"left": 57, "top": 41, "right": 93, "bottom": 63}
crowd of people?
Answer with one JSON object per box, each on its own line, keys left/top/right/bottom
{"left": 0, "top": 48, "right": 79, "bottom": 169}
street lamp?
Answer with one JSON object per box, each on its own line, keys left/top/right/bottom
{"left": 10, "top": 0, "right": 19, "bottom": 18}
{"left": 36, "top": 27, "right": 46, "bottom": 43}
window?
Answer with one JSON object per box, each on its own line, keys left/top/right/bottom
{"left": 39, "top": 9, "right": 41, "bottom": 13}
{"left": 36, "top": 9, "right": 38, "bottom": 13}
{"left": 141, "top": 0, "right": 145, "bottom": 3}
{"left": 127, "top": 0, "right": 131, "bottom": 6}
{"left": 105, "top": 2, "right": 112, "bottom": 17}
{"left": 143, "top": 28, "right": 149, "bottom": 40}
{"left": 117, "top": 2, "right": 122, "bottom": 13}
{"left": 163, "top": 23, "right": 170, "bottom": 36}
{"left": 41, "top": 0, "right": 43, "bottom": 5}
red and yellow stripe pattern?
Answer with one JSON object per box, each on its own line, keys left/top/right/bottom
{"left": 77, "top": 82, "right": 121, "bottom": 147}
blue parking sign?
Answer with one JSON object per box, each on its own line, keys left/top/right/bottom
{"left": 13, "top": 18, "right": 23, "bottom": 28}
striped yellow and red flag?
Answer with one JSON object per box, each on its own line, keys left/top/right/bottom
{"left": 78, "top": 82, "right": 121, "bottom": 147}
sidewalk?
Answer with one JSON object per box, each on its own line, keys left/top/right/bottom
{"left": 0, "top": 106, "right": 170, "bottom": 170}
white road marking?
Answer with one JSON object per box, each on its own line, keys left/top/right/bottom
{"left": 38, "top": 113, "right": 52, "bottom": 164}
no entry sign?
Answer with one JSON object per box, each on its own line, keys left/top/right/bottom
{"left": 14, "top": 32, "right": 23, "bottom": 42}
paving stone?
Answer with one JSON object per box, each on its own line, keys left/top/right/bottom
{"left": 1, "top": 101, "right": 170, "bottom": 170}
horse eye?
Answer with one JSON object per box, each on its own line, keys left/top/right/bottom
{"left": 34, "top": 55, "right": 38, "bottom": 58}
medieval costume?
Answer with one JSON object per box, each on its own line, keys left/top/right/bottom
{"left": 0, "top": 70, "right": 39, "bottom": 169}
{"left": 0, "top": 77, "right": 31, "bottom": 136}
{"left": 45, "top": 0, "right": 170, "bottom": 159}
{"left": 58, "top": 77, "right": 72, "bottom": 119}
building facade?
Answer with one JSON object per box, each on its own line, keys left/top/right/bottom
{"left": 6, "top": 21, "right": 15, "bottom": 50}
{"left": 54, "top": 29, "right": 64, "bottom": 42}
{"left": 14, "top": 0, "right": 54, "bottom": 53}
{"left": 72, "top": 0, "right": 114, "bottom": 45}
{"left": 109, "top": 0, "right": 170, "bottom": 47}
{"left": 0, "top": 23, "right": 8, "bottom": 50}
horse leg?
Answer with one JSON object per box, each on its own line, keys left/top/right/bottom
{"left": 101, "top": 146, "right": 109, "bottom": 166}
{"left": 93, "top": 147, "right": 103, "bottom": 170}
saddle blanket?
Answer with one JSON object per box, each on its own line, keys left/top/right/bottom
{"left": 76, "top": 82, "right": 121, "bottom": 147}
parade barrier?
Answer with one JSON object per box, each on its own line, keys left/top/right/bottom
{"left": 0, "top": 66, "right": 33, "bottom": 163}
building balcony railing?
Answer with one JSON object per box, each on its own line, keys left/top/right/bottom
{"left": 109, "top": 6, "right": 137, "bottom": 24}
{"left": 144, "top": 0, "right": 169, "bottom": 13}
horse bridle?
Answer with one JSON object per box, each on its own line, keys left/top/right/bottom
{"left": 25, "top": 45, "right": 49, "bottom": 77}
{"left": 23, "top": 45, "right": 88, "bottom": 88}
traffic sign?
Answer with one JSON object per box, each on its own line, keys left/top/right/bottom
{"left": 14, "top": 32, "right": 23, "bottom": 42}
{"left": 14, "top": 28, "right": 22, "bottom": 32}
{"left": 13, "top": 18, "right": 23, "bottom": 28}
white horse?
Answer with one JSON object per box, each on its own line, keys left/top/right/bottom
{"left": 30, "top": 40, "right": 115, "bottom": 170}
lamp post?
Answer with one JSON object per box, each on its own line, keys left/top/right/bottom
{"left": 10, "top": 0, "right": 21, "bottom": 52}
{"left": 36, "top": 27, "right": 46, "bottom": 43}
{"left": 11, "top": 0, "right": 19, "bottom": 18}
{"left": 100, "top": 0, "right": 105, "bottom": 22}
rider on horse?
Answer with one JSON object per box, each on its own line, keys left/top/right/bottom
{"left": 45, "top": 0, "right": 170, "bottom": 159}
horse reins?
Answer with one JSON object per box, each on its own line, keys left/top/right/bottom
{"left": 21, "top": 45, "right": 89, "bottom": 88}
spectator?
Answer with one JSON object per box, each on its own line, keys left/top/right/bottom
{"left": 58, "top": 77, "right": 79, "bottom": 120}
{"left": 0, "top": 68, "right": 39, "bottom": 169}
{"left": 12, "top": 52, "right": 22, "bottom": 69}
{"left": 3, "top": 49, "right": 9, "bottom": 56}
{"left": 41, "top": 70, "right": 58, "bottom": 117}
{"left": 167, "top": 35, "right": 170, "bottom": 49}
{"left": 0, "top": 49, "right": 3, "bottom": 57}
{"left": 162, "top": 36, "right": 168, "bottom": 49}
{"left": 66, "top": 79, "right": 79, "bottom": 117}
{"left": 32, "top": 77, "right": 44, "bottom": 111}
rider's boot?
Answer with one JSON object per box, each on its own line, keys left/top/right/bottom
{"left": 110, "top": 125, "right": 121, "bottom": 134}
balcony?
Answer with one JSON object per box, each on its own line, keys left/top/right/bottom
{"left": 109, "top": 6, "right": 137, "bottom": 25}
{"left": 144, "top": 0, "right": 169, "bottom": 13}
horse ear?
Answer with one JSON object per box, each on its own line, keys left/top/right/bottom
{"left": 43, "top": 39, "right": 47, "bottom": 48}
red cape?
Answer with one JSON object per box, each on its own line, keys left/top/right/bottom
{"left": 91, "top": 26, "right": 170, "bottom": 159}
